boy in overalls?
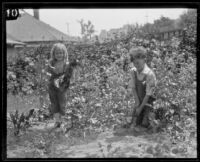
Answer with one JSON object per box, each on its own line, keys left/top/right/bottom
{"left": 126, "top": 47, "right": 157, "bottom": 131}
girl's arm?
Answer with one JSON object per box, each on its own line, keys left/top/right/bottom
{"left": 46, "top": 61, "right": 56, "bottom": 76}
{"left": 46, "top": 61, "right": 64, "bottom": 78}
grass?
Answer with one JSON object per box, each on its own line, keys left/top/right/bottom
{"left": 6, "top": 93, "right": 197, "bottom": 158}
{"left": 6, "top": 94, "right": 100, "bottom": 158}
{"left": 7, "top": 94, "right": 40, "bottom": 113}
{"left": 7, "top": 124, "right": 100, "bottom": 158}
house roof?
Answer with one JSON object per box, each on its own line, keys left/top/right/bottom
{"left": 6, "top": 12, "right": 72, "bottom": 42}
{"left": 7, "top": 33, "right": 26, "bottom": 45}
{"left": 7, "top": 39, "right": 26, "bottom": 45}
{"left": 159, "top": 27, "right": 183, "bottom": 33}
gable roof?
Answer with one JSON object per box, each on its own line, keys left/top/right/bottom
{"left": 6, "top": 12, "right": 72, "bottom": 42}
{"left": 158, "top": 26, "right": 182, "bottom": 33}
{"left": 7, "top": 33, "right": 26, "bottom": 45}
{"left": 157, "top": 19, "right": 183, "bottom": 33}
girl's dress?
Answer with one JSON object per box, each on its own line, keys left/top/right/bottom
{"left": 48, "top": 63, "right": 68, "bottom": 116}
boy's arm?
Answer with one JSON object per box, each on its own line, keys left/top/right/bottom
{"left": 132, "top": 88, "right": 140, "bottom": 107}
{"left": 137, "top": 95, "right": 150, "bottom": 113}
{"left": 127, "top": 71, "right": 140, "bottom": 107}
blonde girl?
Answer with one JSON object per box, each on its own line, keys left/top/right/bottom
{"left": 47, "top": 43, "right": 69, "bottom": 128}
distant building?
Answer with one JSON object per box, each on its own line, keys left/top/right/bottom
{"left": 7, "top": 33, "right": 26, "bottom": 62}
{"left": 89, "top": 35, "right": 100, "bottom": 44}
{"left": 155, "top": 26, "right": 184, "bottom": 40}
{"left": 98, "top": 24, "right": 135, "bottom": 43}
{"left": 6, "top": 10, "right": 76, "bottom": 61}
{"left": 6, "top": 11, "right": 73, "bottom": 46}
{"left": 99, "top": 30, "right": 108, "bottom": 43}
{"left": 161, "top": 28, "right": 183, "bottom": 40}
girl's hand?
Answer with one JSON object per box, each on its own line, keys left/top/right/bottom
{"left": 135, "top": 99, "right": 140, "bottom": 107}
{"left": 135, "top": 106, "right": 142, "bottom": 116}
{"left": 59, "top": 86, "right": 65, "bottom": 92}
{"left": 53, "top": 68, "right": 60, "bottom": 74}
{"left": 125, "top": 89, "right": 133, "bottom": 100}
{"left": 125, "top": 93, "right": 131, "bottom": 100}
{"left": 54, "top": 79, "right": 60, "bottom": 88}
{"left": 47, "top": 65, "right": 56, "bottom": 75}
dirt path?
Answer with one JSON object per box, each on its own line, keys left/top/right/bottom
{"left": 54, "top": 130, "right": 158, "bottom": 158}
{"left": 7, "top": 122, "right": 197, "bottom": 158}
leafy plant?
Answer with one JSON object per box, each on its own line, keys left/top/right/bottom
{"left": 9, "top": 109, "right": 35, "bottom": 136}
{"left": 7, "top": 12, "right": 196, "bottom": 150}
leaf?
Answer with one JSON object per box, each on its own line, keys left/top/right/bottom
{"left": 107, "top": 144, "right": 112, "bottom": 152}
{"left": 95, "top": 103, "right": 102, "bottom": 107}
{"left": 98, "top": 142, "right": 103, "bottom": 148}
{"left": 146, "top": 146, "right": 154, "bottom": 155}
{"left": 90, "top": 118, "right": 98, "bottom": 124}
{"left": 169, "top": 109, "right": 174, "bottom": 114}
{"left": 171, "top": 147, "right": 179, "bottom": 154}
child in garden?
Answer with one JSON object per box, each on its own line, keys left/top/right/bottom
{"left": 47, "top": 43, "right": 70, "bottom": 128}
{"left": 126, "top": 47, "right": 157, "bottom": 131}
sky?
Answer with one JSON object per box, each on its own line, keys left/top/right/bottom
{"left": 24, "top": 8, "right": 187, "bottom": 37}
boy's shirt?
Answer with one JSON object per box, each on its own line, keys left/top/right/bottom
{"left": 129, "top": 63, "right": 157, "bottom": 96}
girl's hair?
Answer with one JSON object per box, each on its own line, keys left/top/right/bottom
{"left": 49, "top": 43, "right": 69, "bottom": 66}
{"left": 129, "top": 46, "right": 147, "bottom": 62}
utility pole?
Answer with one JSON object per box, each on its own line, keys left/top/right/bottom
{"left": 66, "top": 22, "right": 70, "bottom": 35}
{"left": 145, "top": 12, "right": 149, "bottom": 24}
{"left": 145, "top": 11, "right": 149, "bottom": 38}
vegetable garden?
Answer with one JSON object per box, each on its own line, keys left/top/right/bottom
{"left": 6, "top": 23, "right": 196, "bottom": 158}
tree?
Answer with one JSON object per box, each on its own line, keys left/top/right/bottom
{"left": 153, "top": 16, "right": 175, "bottom": 32}
{"left": 178, "top": 9, "right": 197, "bottom": 29}
{"left": 78, "top": 19, "right": 95, "bottom": 42}
{"left": 178, "top": 9, "right": 197, "bottom": 53}
{"left": 141, "top": 23, "right": 155, "bottom": 38}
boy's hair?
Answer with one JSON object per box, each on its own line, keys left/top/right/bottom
{"left": 50, "top": 43, "right": 69, "bottom": 65}
{"left": 129, "top": 46, "right": 147, "bottom": 62}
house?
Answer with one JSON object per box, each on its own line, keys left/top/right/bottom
{"left": 6, "top": 9, "right": 75, "bottom": 62}
{"left": 7, "top": 33, "right": 26, "bottom": 62}
{"left": 88, "top": 35, "right": 100, "bottom": 44}
{"left": 99, "top": 30, "right": 108, "bottom": 43}
{"left": 6, "top": 10, "right": 73, "bottom": 46}
{"left": 155, "top": 26, "right": 184, "bottom": 40}
{"left": 98, "top": 24, "right": 135, "bottom": 43}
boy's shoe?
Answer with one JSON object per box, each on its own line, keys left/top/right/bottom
{"left": 134, "top": 125, "right": 147, "bottom": 132}
{"left": 122, "top": 122, "right": 132, "bottom": 128}
{"left": 130, "top": 122, "right": 137, "bottom": 129}
{"left": 54, "top": 122, "right": 61, "bottom": 128}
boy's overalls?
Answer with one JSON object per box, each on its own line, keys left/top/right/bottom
{"left": 132, "top": 70, "right": 155, "bottom": 128}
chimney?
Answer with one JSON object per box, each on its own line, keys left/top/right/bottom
{"left": 33, "top": 9, "right": 39, "bottom": 20}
